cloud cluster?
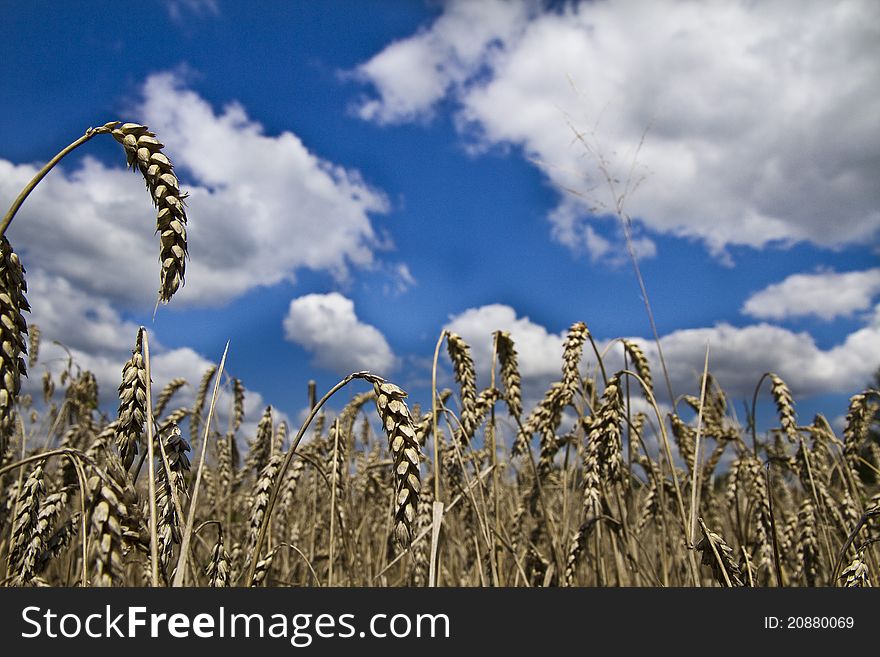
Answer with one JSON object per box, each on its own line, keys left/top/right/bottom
{"left": 355, "top": 0, "right": 880, "bottom": 260}
{"left": 442, "top": 302, "right": 880, "bottom": 405}
{"left": 742, "top": 268, "right": 880, "bottom": 321}
{"left": 283, "top": 292, "right": 397, "bottom": 375}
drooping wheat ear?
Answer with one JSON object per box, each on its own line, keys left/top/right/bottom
{"left": 373, "top": 379, "right": 421, "bottom": 549}
{"left": 153, "top": 377, "right": 186, "bottom": 418}
{"left": 231, "top": 377, "right": 245, "bottom": 434}
{"left": 26, "top": 323, "right": 40, "bottom": 369}
{"left": 115, "top": 328, "right": 147, "bottom": 470}
{"left": 206, "top": 528, "right": 231, "bottom": 587}
{"left": 111, "top": 123, "right": 188, "bottom": 304}
{"left": 840, "top": 547, "right": 871, "bottom": 588}
{"left": 561, "top": 321, "right": 588, "bottom": 400}
{"left": 446, "top": 332, "right": 478, "bottom": 443}
{"left": 695, "top": 518, "right": 743, "bottom": 587}
{"left": 494, "top": 330, "right": 522, "bottom": 420}
{"left": 7, "top": 462, "right": 45, "bottom": 578}
{"left": 622, "top": 339, "right": 652, "bottom": 394}
{"left": 0, "top": 237, "right": 29, "bottom": 433}
{"left": 156, "top": 424, "right": 191, "bottom": 574}
{"left": 244, "top": 405, "right": 274, "bottom": 477}
{"left": 768, "top": 373, "right": 799, "bottom": 442}
{"left": 190, "top": 365, "right": 217, "bottom": 445}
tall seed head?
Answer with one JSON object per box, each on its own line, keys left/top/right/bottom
{"left": 561, "top": 322, "right": 589, "bottom": 399}
{"left": 111, "top": 123, "right": 188, "bottom": 304}
{"left": 446, "top": 332, "right": 478, "bottom": 443}
{"left": 494, "top": 330, "right": 522, "bottom": 419}
{"left": 373, "top": 380, "right": 421, "bottom": 549}
{"left": 769, "top": 373, "right": 798, "bottom": 442}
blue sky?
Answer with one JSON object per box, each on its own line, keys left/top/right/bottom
{"left": 1, "top": 0, "right": 878, "bottom": 435}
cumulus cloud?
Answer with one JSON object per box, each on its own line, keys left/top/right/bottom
{"left": 1, "top": 71, "right": 389, "bottom": 311}
{"left": 444, "top": 303, "right": 566, "bottom": 383}
{"left": 355, "top": 0, "right": 880, "bottom": 259}
{"left": 742, "top": 268, "right": 880, "bottom": 321}
{"left": 641, "top": 311, "right": 880, "bottom": 399}
{"left": 442, "top": 302, "right": 880, "bottom": 405}
{"left": 283, "top": 293, "right": 397, "bottom": 375}
{"left": 354, "top": 0, "right": 533, "bottom": 124}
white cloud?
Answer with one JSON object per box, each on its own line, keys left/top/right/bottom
{"left": 383, "top": 262, "right": 417, "bottom": 296}
{"left": 648, "top": 312, "right": 880, "bottom": 399}
{"left": 442, "top": 302, "right": 880, "bottom": 405}
{"left": 444, "top": 303, "right": 566, "bottom": 382}
{"left": 355, "top": 0, "right": 880, "bottom": 259}
{"left": 742, "top": 268, "right": 880, "bottom": 321}
{"left": 1, "top": 71, "right": 390, "bottom": 311}
{"left": 283, "top": 292, "right": 397, "bottom": 375}
{"left": 443, "top": 303, "right": 616, "bottom": 421}
{"left": 353, "top": 0, "right": 533, "bottom": 124}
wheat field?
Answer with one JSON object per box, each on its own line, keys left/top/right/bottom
{"left": 0, "top": 123, "right": 878, "bottom": 588}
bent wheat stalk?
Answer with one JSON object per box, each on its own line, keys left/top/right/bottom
{"left": 1, "top": 121, "right": 189, "bottom": 304}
